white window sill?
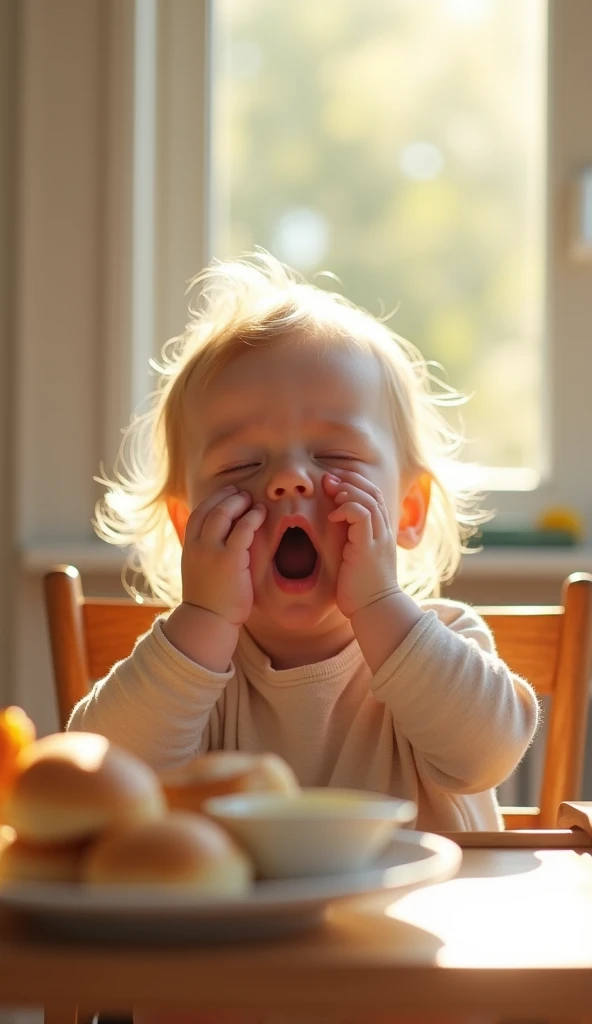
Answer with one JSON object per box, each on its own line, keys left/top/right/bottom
{"left": 457, "top": 545, "right": 592, "bottom": 578}
{"left": 20, "top": 541, "right": 592, "bottom": 579}
{"left": 21, "top": 541, "right": 126, "bottom": 573}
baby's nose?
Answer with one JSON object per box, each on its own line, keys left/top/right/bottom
{"left": 266, "top": 462, "right": 314, "bottom": 500}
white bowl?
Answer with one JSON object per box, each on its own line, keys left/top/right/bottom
{"left": 203, "top": 788, "right": 416, "bottom": 879}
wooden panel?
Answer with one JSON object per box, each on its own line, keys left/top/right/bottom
{"left": 83, "top": 600, "right": 166, "bottom": 681}
{"left": 44, "top": 569, "right": 89, "bottom": 728}
{"left": 502, "top": 808, "right": 540, "bottom": 830}
{"left": 557, "top": 799, "right": 592, "bottom": 834}
{"left": 80, "top": 603, "right": 565, "bottom": 691}
{"left": 540, "top": 575, "right": 592, "bottom": 824}
{"left": 478, "top": 608, "right": 563, "bottom": 695}
{"left": 44, "top": 1006, "right": 78, "bottom": 1024}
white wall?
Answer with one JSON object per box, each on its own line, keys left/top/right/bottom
{"left": 8, "top": 0, "right": 105, "bottom": 737}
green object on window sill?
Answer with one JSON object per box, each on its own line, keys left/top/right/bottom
{"left": 467, "top": 528, "right": 578, "bottom": 549}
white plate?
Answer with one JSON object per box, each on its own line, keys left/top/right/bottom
{"left": 0, "top": 830, "right": 460, "bottom": 943}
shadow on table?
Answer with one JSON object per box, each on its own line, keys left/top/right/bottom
{"left": 457, "top": 849, "right": 546, "bottom": 879}
{"left": 324, "top": 898, "right": 445, "bottom": 961}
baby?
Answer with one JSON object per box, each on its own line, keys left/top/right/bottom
{"left": 68, "top": 251, "right": 538, "bottom": 1021}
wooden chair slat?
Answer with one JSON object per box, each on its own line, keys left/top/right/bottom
{"left": 479, "top": 609, "right": 562, "bottom": 696}
{"left": 82, "top": 600, "right": 165, "bottom": 681}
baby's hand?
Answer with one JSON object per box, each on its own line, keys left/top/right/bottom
{"left": 181, "top": 486, "right": 267, "bottom": 626}
{"left": 325, "top": 472, "right": 400, "bottom": 619}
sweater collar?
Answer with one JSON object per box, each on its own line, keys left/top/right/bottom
{"left": 237, "top": 627, "right": 364, "bottom": 687}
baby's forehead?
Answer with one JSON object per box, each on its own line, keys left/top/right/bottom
{"left": 187, "top": 332, "right": 383, "bottom": 398}
{"left": 181, "top": 335, "right": 393, "bottom": 451}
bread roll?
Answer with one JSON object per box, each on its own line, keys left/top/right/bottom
{"left": 82, "top": 811, "right": 253, "bottom": 894}
{"left": 5, "top": 732, "right": 166, "bottom": 844}
{"left": 0, "top": 830, "right": 89, "bottom": 884}
{"left": 161, "top": 751, "right": 299, "bottom": 814}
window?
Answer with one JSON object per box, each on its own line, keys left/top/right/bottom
{"left": 209, "top": 0, "right": 547, "bottom": 489}
{"left": 19, "top": 0, "right": 588, "bottom": 576}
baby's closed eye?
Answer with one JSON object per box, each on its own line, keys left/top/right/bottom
{"left": 218, "top": 463, "right": 261, "bottom": 475}
{"left": 317, "top": 453, "right": 359, "bottom": 462}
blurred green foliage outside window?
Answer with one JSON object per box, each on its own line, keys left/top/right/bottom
{"left": 210, "top": 0, "right": 546, "bottom": 483}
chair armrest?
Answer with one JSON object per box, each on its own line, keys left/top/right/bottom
{"left": 439, "top": 829, "right": 592, "bottom": 848}
{"left": 557, "top": 801, "right": 592, "bottom": 836}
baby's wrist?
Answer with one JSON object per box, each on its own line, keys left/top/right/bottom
{"left": 180, "top": 599, "right": 237, "bottom": 625}
{"left": 348, "top": 585, "right": 403, "bottom": 620}
{"left": 351, "top": 590, "right": 424, "bottom": 675}
{"left": 162, "top": 603, "right": 239, "bottom": 672}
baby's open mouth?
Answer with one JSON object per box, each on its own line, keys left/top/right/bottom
{"left": 273, "top": 527, "right": 318, "bottom": 580}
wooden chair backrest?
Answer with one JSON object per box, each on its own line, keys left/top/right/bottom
{"left": 44, "top": 567, "right": 592, "bottom": 829}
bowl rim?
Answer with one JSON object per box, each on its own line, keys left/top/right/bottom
{"left": 203, "top": 788, "right": 417, "bottom": 824}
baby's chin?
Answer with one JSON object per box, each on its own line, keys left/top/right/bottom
{"left": 249, "top": 587, "right": 343, "bottom": 634}
{"left": 264, "top": 607, "right": 332, "bottom": 633}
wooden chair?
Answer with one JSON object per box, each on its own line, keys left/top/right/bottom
{"left": 44, "top": 565, "right": 592, "bottom": 829}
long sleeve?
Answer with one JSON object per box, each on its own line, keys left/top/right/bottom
{"left": 370, "top": 603, "right": 539, "bottom": 794}
{"left": 67, "top": 618, "right": 233, "bottom": 772}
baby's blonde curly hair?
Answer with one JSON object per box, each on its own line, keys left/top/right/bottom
{"left": 96, "top": 251, "right": 486, "bottom": 606}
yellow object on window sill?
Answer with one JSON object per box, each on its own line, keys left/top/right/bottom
{"left": 537, "top": 507, "right": 585, "bottom": 543}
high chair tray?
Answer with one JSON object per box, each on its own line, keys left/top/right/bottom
{"left": 0, "top": 829, "right": 460, "bottom": 944}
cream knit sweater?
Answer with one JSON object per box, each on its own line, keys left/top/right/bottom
{"left": 68, "top": 599, "right": 539, "bottom": 831}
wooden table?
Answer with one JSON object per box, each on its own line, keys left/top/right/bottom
{"left": 2, "top": 829, "right": 592, "bottom": 1023}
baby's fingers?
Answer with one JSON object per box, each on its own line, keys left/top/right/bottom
{"left": 328, "top": 501, "right": 373, "bottom": 548}
{"left": 325, "top": 474, "right": 390, "bottom": 533}
{"left": 225, "top": 504, "right": 267, "bottom": 553}
{"left": 199, "top": 491, "right": 253, "bottom": 544}
{"left": 184, "top": 486, "right": 237, "bottom": 542}
{"left": 330, "top": 487, "right": 384, "bottom": 539}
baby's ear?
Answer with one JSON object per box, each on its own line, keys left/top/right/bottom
{"left": 396, "top": 473, "right": 431, "bottom": 549}
{"left": 166, "top": 495, "right": 190, "bottom": 544}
